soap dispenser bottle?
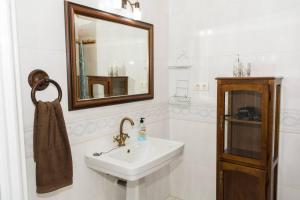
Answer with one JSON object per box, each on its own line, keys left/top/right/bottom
{"left": 138, "top": 118, "right": 146, "bottom": 141}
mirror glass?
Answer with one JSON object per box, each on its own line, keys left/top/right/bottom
{"left": 74, "top": 14, "right": 149, "bottom": 100}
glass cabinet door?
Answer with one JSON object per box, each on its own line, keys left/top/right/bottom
{"left": 219, "top": 85, "right": 268, "bottom": 166}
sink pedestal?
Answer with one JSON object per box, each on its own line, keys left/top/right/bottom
{"left": 126, "top": 180, "right": 140, "bottom": 200}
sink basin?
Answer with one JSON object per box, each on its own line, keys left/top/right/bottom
{"left": 85, "top": 137, "right": 184, "bottom": 181}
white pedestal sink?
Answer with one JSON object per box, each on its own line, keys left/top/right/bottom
{"left": 85, "top": 137, "right": 184, "bottom": 200}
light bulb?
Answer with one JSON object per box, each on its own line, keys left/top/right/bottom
{"left": 113, "top": 0, "right": 123, "bottom": 9}
{"left": 133, "top": 8, "right": 142, "bottom": 20}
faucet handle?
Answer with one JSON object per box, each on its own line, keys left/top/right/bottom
{"left": 113, "top": 135, "right": 120, "bottom": 143}
{"left": 124, "top": 133, "right": 130, "bottom": 139}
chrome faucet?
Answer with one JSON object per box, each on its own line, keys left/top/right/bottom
{"left": 113, "top": 117, "right": 135, "bottom": 146}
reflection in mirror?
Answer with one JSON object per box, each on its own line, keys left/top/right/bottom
{"left": 74, "top": 14, "right": 149, "bottom": 100}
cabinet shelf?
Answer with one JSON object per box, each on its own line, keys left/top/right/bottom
{"left": 225, "top": 117, "right": 262, "bottom": 125}
{"left": 225, "top": 148, "right": 262, "bottom": 160}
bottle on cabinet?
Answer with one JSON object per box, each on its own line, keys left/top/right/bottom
{"left": 233, "top": 54, "right": 251, "bottom": 77}
{"left": 233, "top": 54, "right": 243, "bottom": 77}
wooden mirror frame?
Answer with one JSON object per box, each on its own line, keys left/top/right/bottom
{"left": 64, "top": 1, "right": 154, "bottom": 110}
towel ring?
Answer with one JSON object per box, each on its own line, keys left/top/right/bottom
{"left": 28, "top": 69, "right": 62, "bottom": 105}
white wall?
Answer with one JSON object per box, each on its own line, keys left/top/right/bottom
{"left": 15, "top": 0, "right": 170, "bottom": 199}
{"left": 169, "top": 0, "right": 300, "bottom": 199}
{"left": 0, "top": 0, "right": 28, "bottom": 199}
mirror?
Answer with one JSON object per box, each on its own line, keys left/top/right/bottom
{"left": 65, "top": 2, "right": 153, "bottom": 110}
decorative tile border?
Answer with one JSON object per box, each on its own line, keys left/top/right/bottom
{"left": 280, "top": 109, "right": 300, "bottom": 134}
{"left": 24, "top": 102, "right": 169, "bottom": 157}
{"left": 169, "top": 103, "right": 300, "bottom": 135}
{"left": 165, "top": 196, "right": 182, "bottom": 200}
{"left": 24, "top": 102, "right": 300, "bottom": 158}
{"left": 169, "top": 103, "right": 216, "bottom": 124}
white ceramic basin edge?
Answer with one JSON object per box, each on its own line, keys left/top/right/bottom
{"left": 85, "top": 137, "right": 184, "bottom": 181}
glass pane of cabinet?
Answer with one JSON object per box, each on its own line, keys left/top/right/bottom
{"left": 223, "top": 90, "right": 263, "bottom": 160}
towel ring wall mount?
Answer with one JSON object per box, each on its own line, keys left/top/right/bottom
{"left": 28, "top": 69, "right": 62, "bottom": 105}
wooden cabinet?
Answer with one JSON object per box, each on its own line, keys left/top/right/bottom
{"left": 216, "top": 77, "right": 282, "bottom": 200}
{"left": 218, "top": 162, "right": 266, "bottom": 200}
{"left": 87, "top": 76, "right": 128, "bottom": 98}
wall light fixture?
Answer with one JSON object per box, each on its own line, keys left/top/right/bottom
{"left": 121, "top": 0, "right": 142, "bottom": 20}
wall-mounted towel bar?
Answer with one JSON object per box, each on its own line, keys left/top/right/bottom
{"left": 28, "top": 69, "right": 62, "bottom": 105}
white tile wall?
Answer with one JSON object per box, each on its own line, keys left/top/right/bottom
{"left": 169, "top": 0, "right": 300, "bottom": 199}
{"left": 15, "top": 0, "right": 170, "bottom": 200}
{"left": 169, "top": 119, "right": 216, "bottom": 200}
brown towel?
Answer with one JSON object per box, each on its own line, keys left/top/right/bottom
{"left": 33, "top": 99, "right": 73, "bottom": 193}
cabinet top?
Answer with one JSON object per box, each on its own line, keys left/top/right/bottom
{"left": 215, "top": 77, "right": 283, "bottom": 80}
{"left": 215, "top": 77, "right": 283, "bottom": 85}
